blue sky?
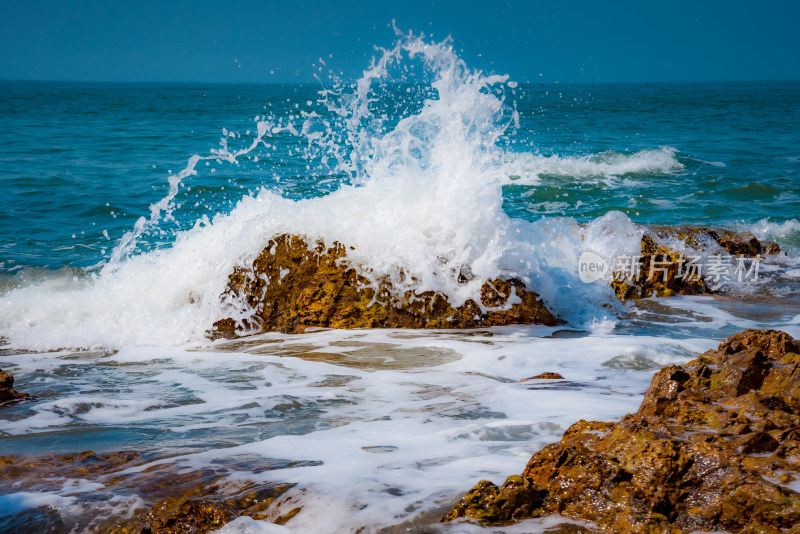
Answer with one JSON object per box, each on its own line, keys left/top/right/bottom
{"left": 2, "top": 0, "right": 798, "bottom": 83}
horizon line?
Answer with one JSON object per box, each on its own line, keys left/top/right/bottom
{"left": 1, "top": 77, "right": 799, "bottom": 86}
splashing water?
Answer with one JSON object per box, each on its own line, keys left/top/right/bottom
{"left": 0, "top": 31, "right": 648, "bottom": 350}
{"left": 109, "top": 119, "right": 272, "bottom": 264}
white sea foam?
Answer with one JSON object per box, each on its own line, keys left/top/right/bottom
{"left": 214, "top": 517, "right": 294, "bottom": 534}
{"left": 2, "top": 289, "right": 797, "bottom": 531}
{"left": 0, "top": 327, "right": 713, "bottom": 532}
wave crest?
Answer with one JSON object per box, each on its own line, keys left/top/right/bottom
{"left": 505, "top": 147, "right": 683, "bottom": 185}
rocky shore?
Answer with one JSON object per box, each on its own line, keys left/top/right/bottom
{"left": 443, "top": 329, "right": 800, "bottom": 533}
{"left": 4, "top": 328, "right": 798, "bottom": 533}
{"left": 1, "top": 228, "right": 792, "bottom": 532}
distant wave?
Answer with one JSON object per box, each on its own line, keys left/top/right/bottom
{"left": 504, "top": 147, "right": 683, "bottom": 185}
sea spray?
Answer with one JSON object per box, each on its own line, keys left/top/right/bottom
{"left": 0, "top": 31, "right": 646, "bottom": 350}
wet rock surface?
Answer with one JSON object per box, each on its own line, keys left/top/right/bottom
{"left": 520, "top": 372, "right": 565, "bottom": 381}
{"left": 443, "top": 329, "right": 800, "bottom": 533}
{"left": 0, "top": 450, "right": 296, "bottom": 533}
{"left": 0, "top": 368, "right": 29, "bottom": 404}
{"left": 213, "top": 234, "right": 557, "bottom": 337}
{"left": 647, "top": 226, "right": 782, "bottom": 258}
{"left": 611, "top": 234, "right": 709, "bottom": 300}
{"left": 612, "top": 227, "right": 781, "bottom": 300}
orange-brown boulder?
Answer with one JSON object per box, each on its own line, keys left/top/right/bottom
{"left": 212, "top": 234, "right": 557, "bottom": 337}
{"left": 444, "top": 329, "right": 800, "bottom": 533}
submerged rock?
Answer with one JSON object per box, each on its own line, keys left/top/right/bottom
{"left": 213, "top": 234, "right": 557, "bottom": 337}
{"left": 108, "top": 489, "right": 297, "bottom": 534}
{"left": 443, "top": 329, "right": 800, "bottom": 533}
{"left": 520, "top": 372, "right": 565, "bottom": 381}
{"left": 0, "top": 450, "right": 295, "bottom": 533}
{"left": 612, "top": 227, "right": 781, "bottom": 300}
{"left": 0, "top": 368, "right": 29, "bottom": 404}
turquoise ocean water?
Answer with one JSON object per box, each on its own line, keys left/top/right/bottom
{"left": 2, "top": 80, "right": 799, "bottom": 273}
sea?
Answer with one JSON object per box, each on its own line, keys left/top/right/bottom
{"left": 1, "top": 32, "right": 799, "bottom": 533}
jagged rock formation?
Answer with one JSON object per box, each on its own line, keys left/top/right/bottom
{"left": 0, "top": 368, "right": 29, "bottom": 404}
{"left": 443, "top": 329, "right": 800, "bottom": 533}
{"left": 212, "top": 234, "right": 557, "bottom": 337}
{"left": 612, "top": 227, "right": 781, "bottom": 300}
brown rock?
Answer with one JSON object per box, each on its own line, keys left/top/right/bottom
{"left": 443, "top": 329, "right": 800, "bottom": 533}
{"left": 212, "top": 234, "right": 557, "bottom": 337}
{"left": 0, "top": 368, "right": 29, "bottom": 404}
{"left": 612, "top": 234, "right": 708, "bottom": 300}
{"left": 444, "top": 477, "right": 547, "bottom": 523}
{"left": 650, "top": 225, "right": 781, "bottom": 257}
{"left": 612, "top": 226, "right": 781, "bottom": 301}
{"left": 716, "top": 230, "right": 780, "bottom": 257}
